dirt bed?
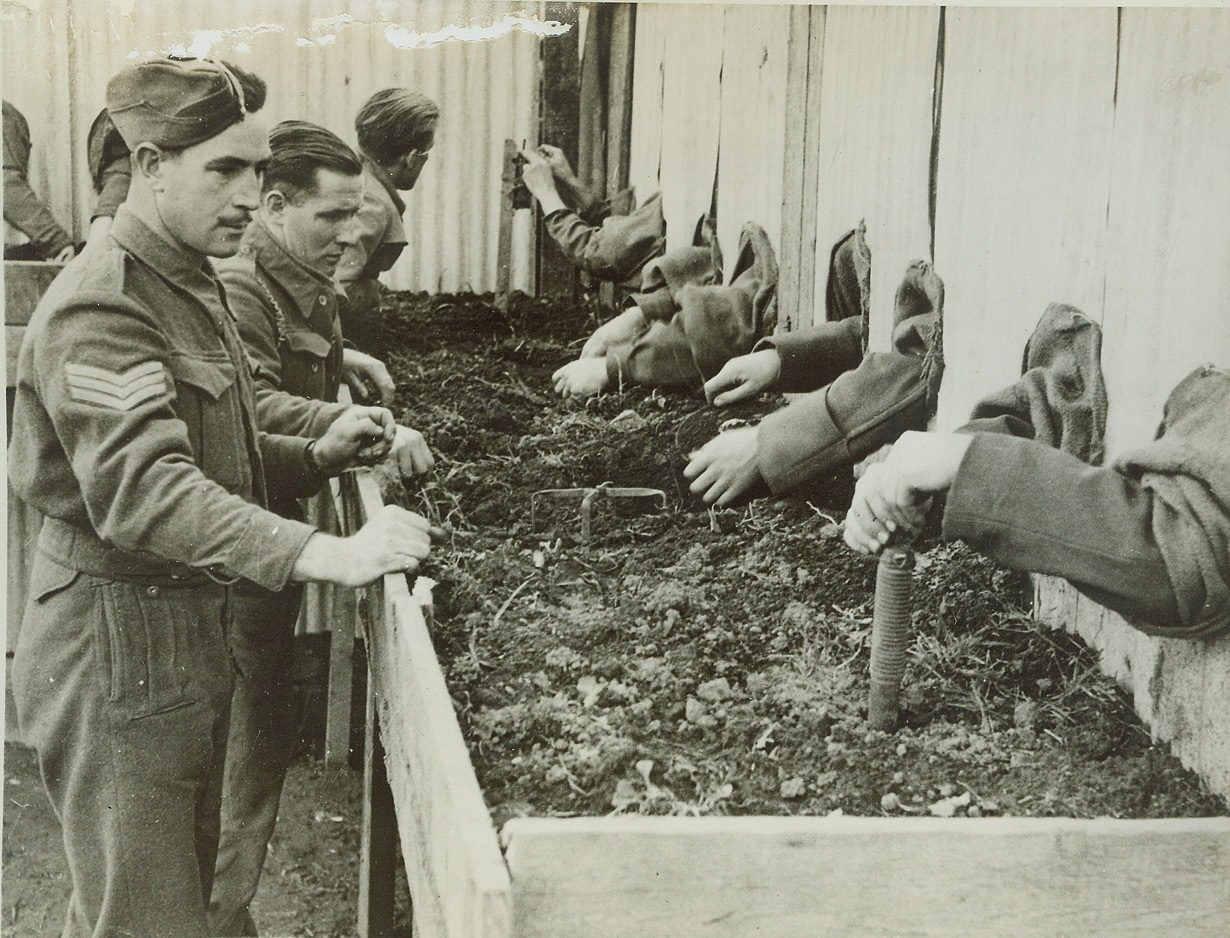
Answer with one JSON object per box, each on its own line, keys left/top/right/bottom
{"left": 376, "top": 291, "right": 1226, "bottom": 824}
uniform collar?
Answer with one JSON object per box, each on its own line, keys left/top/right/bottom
{"left": 109, "top": 204, "right": 219, "bottom": 290}
{"left": 241, "top": 217, "right": 339, "bottom": 322}
{"left": 361, "top": 154, "right": 406, "bottom": 215}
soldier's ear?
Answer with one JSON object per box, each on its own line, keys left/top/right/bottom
{"left": 131, "top": 143, "right": 165, "bottom": 189}
{"left": 263, "top": 189, "right": 288, "bottom": 222}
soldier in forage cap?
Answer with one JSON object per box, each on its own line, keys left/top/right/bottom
{"left": 8, "top": 56, "right": 441, "bottom": 938}
{"left": 334, "top": 86, "right": 439, "bottom": 352}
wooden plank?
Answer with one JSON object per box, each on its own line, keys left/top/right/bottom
{"left": 627, "top": 3, "right": 668, "bottom": 205}
{"left": 358, "top": 656, "right": 398, "bottom": 938}
{"left": 323, "top": 581, "right": 357, "bottom": 766}
{"left": 315, "top": 477, "right": 356, "bottom": 765}
{"left": 932, "top": 7, "right": 1117, "bottom": 430}
{"left": 604, "top": 3, "right": 635, "bottom": 199}
{"left": 575, "top": 3, "right": 606, "bottom": 199}
{"left": 655, "top": 6, "right": 724, "bottom": 254}
{"left": 714, "top": 5, "right": 791, "bottom": 275}
{"left": 504, "top": 815, "right": 1230, "bottom": 937}
{"left": 345, "top": 472, "right": 512, "bottom": 938}
{"left": 537, "top": 1, "right": 582, "bottom": 298}
{"left": 496, "top": 138, "right": 519, "bottom": 305}
{"left": 811, "top": 6, "right": 938, "bottom": 338}
{"left": 777, "top": 5, "right": 825, "bottom": 334}
{"left": 1100, "top": 8, "right": 1230, "bottom": 453}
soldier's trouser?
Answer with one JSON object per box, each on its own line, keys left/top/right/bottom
{"left": 12, "top": 553, "right": 234, "bottom": 938}
{"left": 208, "top": 583, "right": 303, "bottom": 937}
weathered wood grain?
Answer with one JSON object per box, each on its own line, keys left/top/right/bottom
{"left": 505, "top": 815, "right": 1230, "bottom": 937}
{"left": 933, "top": 7, "right": 1117, "bottom": 430}
{"left": 347, "top": 472, "right": 512, "bottom": 938}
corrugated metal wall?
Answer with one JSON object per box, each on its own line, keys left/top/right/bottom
{"left": 1, "top": 0, "right": 550, "bottom": 292}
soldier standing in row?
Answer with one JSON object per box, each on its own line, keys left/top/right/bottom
{"left": 207, "top": 119, "right": 434, "bottom": 935}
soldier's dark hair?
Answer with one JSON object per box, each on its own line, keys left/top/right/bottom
{"left": 355, "top": 88, "right": 439, "bottom": 166}
{"left": 263, "top": 120, "right": 362, "bottom": 203}
{"left": 219, "top": 59, "right": 267, "bottom": 114}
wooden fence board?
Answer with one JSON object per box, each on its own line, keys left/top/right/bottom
{"left": 655, "top": 6, "right": 725, "bottom": 255}
{"left": 1099, "top": 7, "right": 1230, "bottom": 453}
{"left": 933, "top": 7, "right": 1118, "bottom": 430}
{"left": 603, "top": 4, "right": 636, "bottom": 199}
{"left": 777, "top": 4, "right": 825, "bottom": 334}
{"left": 504, "top": 815, "right": 1230, "bottom": 938}
{"left": 713, "top": 5, "right": 791, "bottom": 273}
{"left": 627, "top": 2, "right": 668, "bottom": 206}
{"left": 811, "top": 5, "right": 938, "bottom": 339}
{"left": 346, "top": 472, "right": 512, "bottom": 938}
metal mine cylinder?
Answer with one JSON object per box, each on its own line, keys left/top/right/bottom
{"left": 867, "top": 546, "right": 916, "bottom": 731}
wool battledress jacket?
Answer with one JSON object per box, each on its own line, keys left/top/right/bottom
{"left": 9, "top": 207, "right": 330, "bottom": 592}
{"left": 216, "top": 218, "right": 348, "bottom": 519}
{"left": 945, "top": 365, "right": 1230, "bottom": 639}
{"left": 754, "top": 225, "right": 944, "bottom": 496}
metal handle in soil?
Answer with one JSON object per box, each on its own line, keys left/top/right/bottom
{"left": 867, "top": 544, "right": 915, "bottom": 731}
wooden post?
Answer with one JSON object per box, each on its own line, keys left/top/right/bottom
{"left": 496, "top": 138, "right": 518, "bottom": 309}
{"left": 778, "top": 6, "right": 825, "bottom": 333}
{"left": 604, "top": 4, "right": 636, "bottom": 199}
{"left": 357, "top": 668, "right": 398, "bottom": 938}
{"left": 323, "top": 583, "right": 357, "bottom": 766}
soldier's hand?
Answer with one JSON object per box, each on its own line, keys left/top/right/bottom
{"left": 54, "top": 244, "right": 76, "bottom": 264}
{"left": 342, "top": 348, "right": 396, "bottom": 407}
{"left": 682, "top": 424, "right": 764, "bottom": 506}
{"left": 314, "top": 406, "right": 396, "bottom": 473}
{"left": 552, "top": 358, "right": 610, "bottom": 399}
{"left": 293, "top": 507, "right": 444, "bottom": 586}
{"left": 536, "top": 144, "right": 574, "bottom": 180}
{"left": 580, "top": 307, "right": 648, "bottom": 358}
{"left": 389, "top": 424, "right": 435, "bottom": 477}
{"left": 842, "top": 431, "right": 970, "bottom": 554}
{"left": 518, "top": 148, "right": 559, "bottom": 202}
{"left": 703, "top": 349, "right": 781, "bottom": 406}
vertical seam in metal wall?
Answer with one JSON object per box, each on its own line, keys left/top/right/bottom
{"left": 928, "top": 6, "right": 947, "bottom": 263}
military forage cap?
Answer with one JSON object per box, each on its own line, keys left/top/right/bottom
{"left": 106, "top": 56, "right": 247, "bottom": 150}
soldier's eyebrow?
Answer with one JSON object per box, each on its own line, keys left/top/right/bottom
{"left": 204, "top": 156, "right": 265, "bottom": 174}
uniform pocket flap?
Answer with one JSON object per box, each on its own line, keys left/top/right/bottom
{"left": 169, "top": 354, "right": 236, "bottom": 402}
{"left": 284, "top": 330, "right": 333, "bottom": 359}
{"left": 31, "top": 556, "right": 81, "bottom": 604}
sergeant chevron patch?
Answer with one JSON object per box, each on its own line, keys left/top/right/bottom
{"left": 65, "top": 360, "right": 168, "bottom": 410}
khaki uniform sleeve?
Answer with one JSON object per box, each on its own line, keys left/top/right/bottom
{"left": 3, "top": 107, "right": 72, "bottom": 256}
{"left": 755, "top": 318, "right": 864, "bottom": 393}
{"left": 30, "top": 294, "right": 317, "bottom": 590}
